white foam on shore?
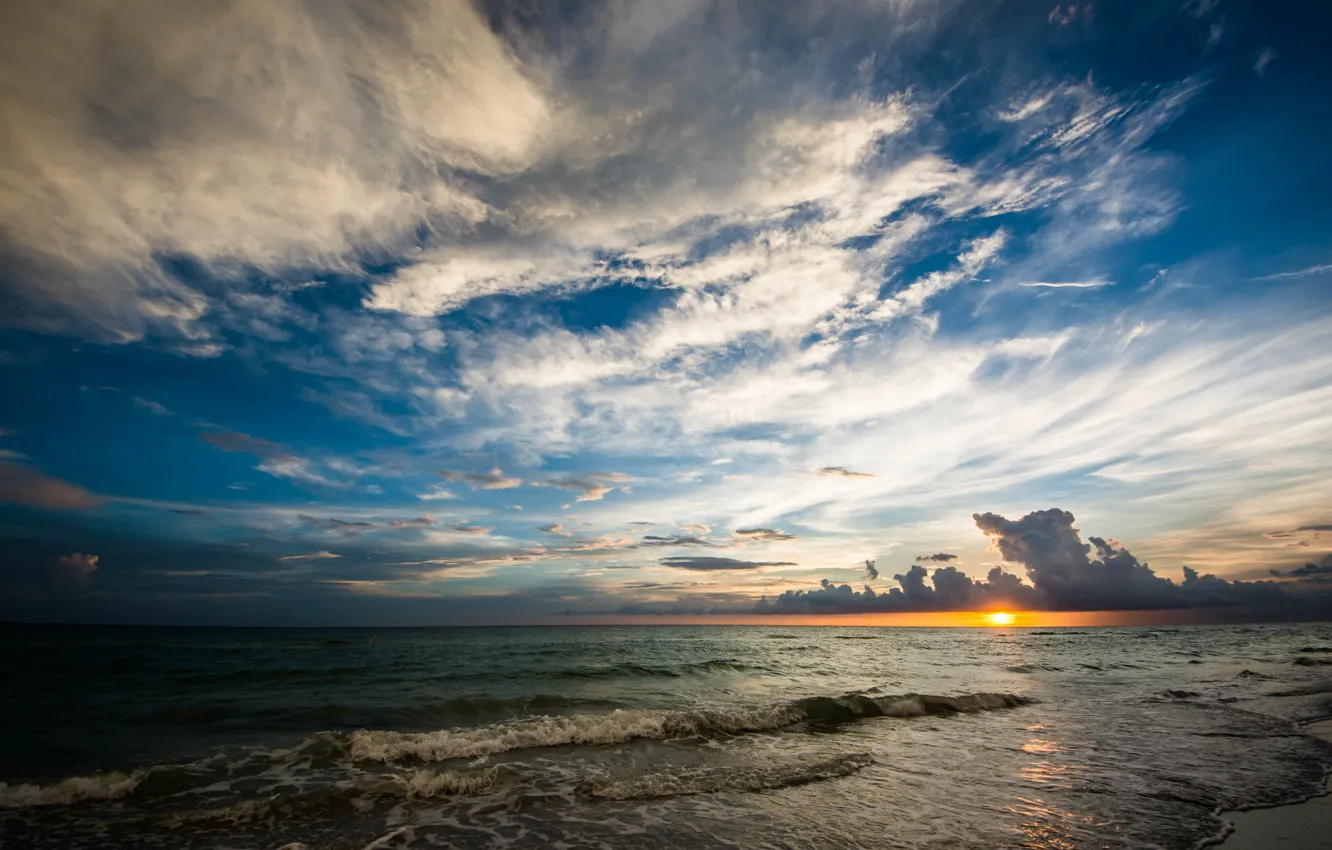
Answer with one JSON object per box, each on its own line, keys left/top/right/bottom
{"left": 351, "top": 767, "right": 500, "bottom": 798}
{"left": 585, "top": 752, "right": 875, "bottom": 799}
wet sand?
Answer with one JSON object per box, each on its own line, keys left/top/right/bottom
{"left": 1217, "top": 718, "right": 1332, "bottom": 849}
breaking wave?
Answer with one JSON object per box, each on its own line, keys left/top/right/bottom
{"left": 0, "top": 771, "right": 145, "bottom": 809}
{"left": 348, "top": 691, "right": 1034, "bottom": 763}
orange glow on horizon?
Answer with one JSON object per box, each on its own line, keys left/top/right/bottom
{"left": 539, "top": 608, "right": 1256, "bottom": 628}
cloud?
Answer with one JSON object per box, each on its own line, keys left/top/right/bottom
{"left": 169, "top": 508, "right": 209, "bottom": 516}
{"left": 1048, "top": 4, "right": 1093, "bottom": 25}
{"left": 438, "top": 468, "right": 523, "bottom": 490}
{"left": 452, "top": 522, "right": 493, "bottom": 535}
{"left": 198, "top": 429, "right": 285, "bottom": 459}
{"left": 1254, "top": 47, "right": 1276, "bottom": 75}
{"left": 1252, "top": 264, "right": 1332, "bottom": 282}
{"left": 759, "top": 508, "right": 1293, "bottom": 614}
{"left": 0, "top": 462, "right": 99, "bottom": 509}
{"left": 816, "top": 466, "right": 876, "bottom": 478}
{"left": 537, "top": 523, "right": 571, "bottom": 537}
{"left": 865, "top": 559, "right": 879, "bottom": 580}
{"left": 1270, "top": 563, "right": 1332, "bottom": 579}
{"left": 417, "top": 485, "right": 458, "bottom": 501}
{"left": 299, "top": 515, "right": 378, "bottom": 535}
{"left": 917, "top": 553, "right": 958, "bottom": 563}
{"left": 734, "top": 527, "right": 799, "bottom": 541}
{"left": 1017, "top": 280, "right": 1113, "bottom": 288}
{"left": 277, "top": 551, "right": 342, "bottom": 562}
{"left": 641, "top": 535, "right": 717, "bottom": 548}
{"left": 0, "top": 0, "right": 553, "bottom": 345}
{"left": 661, "top": 557, "right": 796, "bottom": 572}
{"left": 200, "top": 429, "right": 345, "bottom": 487}
{"left": 132, "top": 396, "right": 171, "bottom": 416}
{"left": 972, "top": 508, "right": 1285, "bottom": 609}
{"left": 54, "top": 552, "right": 99, "bottom": 586}
{"left": 536, "top": 472, "right": 632, "bottom": 502}
{"left": 388, "top": 517, "right": 434, "bottom": 529}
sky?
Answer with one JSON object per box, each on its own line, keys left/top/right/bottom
{"left": 0, "top": 0, "right": 1330, "bottom": 626}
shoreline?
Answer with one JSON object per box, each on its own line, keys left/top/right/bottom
{"left": 1210, "top": 718, "right": 1332, "bottom": 849}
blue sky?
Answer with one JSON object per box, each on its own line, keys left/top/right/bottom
{"left": 1, "top": 0, "right": 1330, "bottom": 625}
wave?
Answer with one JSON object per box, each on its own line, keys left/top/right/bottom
{"left": 0, "top": 770, "right": 144, "bottom": 809}
{"left": 1006, "top": 663, "right": 1063, "bottom": 673}
{"left": 354, "top": 767, "right": 500, "bottom": 799}
{"left": 583, "top": 752, "right": 874, "bottom": 799}
{"left": 1292, "top": 657, "right": 1332, "bottom": 667}
{"left": 348, "top": 691, "right": 1034, "bottom": 764}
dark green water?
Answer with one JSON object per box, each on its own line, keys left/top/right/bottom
{"left": 3, "top": 623, "right": 1332, "bottom": 848}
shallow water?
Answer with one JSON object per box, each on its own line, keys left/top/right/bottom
{"left": 3, "top": 623, "right": 1332, "bottom": 849}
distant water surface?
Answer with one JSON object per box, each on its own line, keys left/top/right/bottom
{"left": 3, "top": 623, "right": 1332, "bottom": 849}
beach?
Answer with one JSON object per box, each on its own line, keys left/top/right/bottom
{"left": 1219, "top": 718, "right": 1332, "bottom": 849}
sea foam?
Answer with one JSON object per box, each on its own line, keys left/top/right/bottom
{"left": 348, "top": 691, "right": 1032, "bottom": 763}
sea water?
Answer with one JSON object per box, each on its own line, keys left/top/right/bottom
{"left": 2, "top": 623, "right": 1331, "bottom": 849}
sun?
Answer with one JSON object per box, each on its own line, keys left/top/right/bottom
{"left": 986, "top": 611, "right": 1015, "bottom": 626}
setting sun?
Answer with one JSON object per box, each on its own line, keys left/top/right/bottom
{"left": 986, "top": 612, "right": 1016, "bottom": 626}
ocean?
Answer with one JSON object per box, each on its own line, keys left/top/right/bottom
{"left": 2, "top": 623, "right": 1331, "bottom": 849}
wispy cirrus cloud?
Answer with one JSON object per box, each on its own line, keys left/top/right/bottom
{"left": 816, "top": 467, "right": 876, "bottom": 478}
{"left": 1251, "top": 263, "right": 1332, "bottom": 281}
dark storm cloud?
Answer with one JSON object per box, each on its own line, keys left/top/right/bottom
{"left": 438, "top": 468, "right": 523, "bottom": 490}
{"left": 734, "top": 527, "right": 799, "bottom": 541}
{"left": 1270, "top": 556, "right": 1332, "bottom": 579}
{"left": 0, "top": 462, "right": 99, "bottom": 509}
{"left": 916, "top": 552, "right": 958, "bottom": 563}
{"left": 971, "top": 509, "right": 1285, "bottom": 610}
{"left": 661, "top": 556, "right": 796, "bottom": 572}
{"left": 758, "top": 508, "right": 1296, "bottom": 614}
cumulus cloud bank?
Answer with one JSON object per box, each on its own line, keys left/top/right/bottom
{"left": 758, "top": 509, "right": 1290, "bottom": 614}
